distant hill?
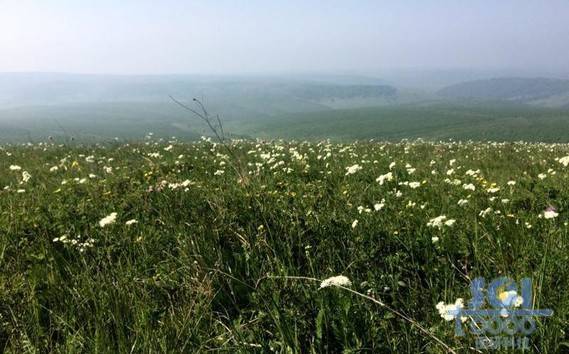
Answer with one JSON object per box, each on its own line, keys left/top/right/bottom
{"left": 438, "top": 78, "right": 569, "bottom": 107}
{"left": 287, "top": 84, "right": 396, "bottom": 100}
{"left": 0, "top": 73, "right": 397, "bottom": 108}
{"left": 0, "top": 73, "right": 401, "bottom": 141}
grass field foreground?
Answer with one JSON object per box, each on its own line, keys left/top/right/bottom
{"left": 1, "top": 138, "right": 568, "bottom": 352}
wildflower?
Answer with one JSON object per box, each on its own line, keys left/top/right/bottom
{"left": 462, "top": 183, "right": 475, "bottom": 191}
{"left": 21, "top": 171, "right": 31, "bottom": 183}
{"left": 444, "top": 219, "right": 456, "bottom": 227}
{"left": 507, "top": 180, "right": 516, "bottom": 186}
{"left": 214, "top": 170, "right": 225, "bottom": 175}
{"left": 376, "top": 172, "right": 393, "bottom": 185}
{"left": 457, "top": 199, "right": 469, "bottom": 207}
{"left": 345, "top": 164, "right": 363, "bottom": 175}
{"left": 9, "top": 165, "right": 22, "bottom": 171}
{"left": 320, "top": 275, "right": 352, "bottom": 289}
{"left": 559, "top": 156, "right": 569, "bottom": 167}
{"left": 408, "top": 181, "right": 421, "bottom": 189}
{"left": 538, "top": 173, "right": 547, "bottom": 180}
{"left": 351, "top": 219, "right": 359, "bottom": 229}
{"left": 543, "top": 207, "right": 558, "bottom": 219}
{"left": 125, "top": 219, "right": 138, "bottom": 226}
{"left": 99, "top": 212, "right": 118, "bottom": 227}
{"left": 487, "top": 187, "right": 500, "bottom": 193}
{"left": 431, "top": 236, "right": 440, "bottom": 243}
{"left": 479, "top": 207, "right": 493, "bottom": 217}
{"left": 436, "top": 299, "right": 466, "bottom": 322}
{"left": 374, "top": 201, "right": 385, "bottom": 211}
{"left": 427, "top": 215, "right": 455, "bottom": 229}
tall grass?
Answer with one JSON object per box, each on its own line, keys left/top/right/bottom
{"left": 0, "top": 139, "right": 568, "bottom": 352}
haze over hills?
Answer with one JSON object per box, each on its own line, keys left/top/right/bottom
{"left": 438, "top": 77, "right": 569, "bottom": 108}
{"left": 0, "top": 73, "right": 397, "bottom": 107}
{"left": 0, "top": 73, "right": 402, "bottom": 141}
{"left": 2, "top": 72, "right": 569, "bottom": 142}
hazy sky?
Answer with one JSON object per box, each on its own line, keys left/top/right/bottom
{"left": 1, "top": 0, "right": 568, "bottom": 75}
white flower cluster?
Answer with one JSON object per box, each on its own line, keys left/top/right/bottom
{"left": 53, "top": 234, "right": 95, "bottom": 253}
{"left": 320, "top": 275, "right": 352, "bottom": 289}
{"left": 427, "top": 215, "right": 456, "bottom": 229}
{"left": 99, "top": 212, "right": 118, "bottom": 227}
{"left": 436, "top": 298, "right": 467, "bottom": 322}
{"left": 345, "top": 164, "right": 362, "bottom": 175}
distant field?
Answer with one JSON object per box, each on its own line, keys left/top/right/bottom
{"left": 238, "top": 102, "right": 569, "bottom": 142}
{"left": 3, "top": 100, "right": 569, "bottom": 143}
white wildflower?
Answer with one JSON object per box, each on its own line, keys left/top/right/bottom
{"left": 345, "top": 164, "right": 363, "bottom": 175}
{"left": 376, "top": 172, "right": 393, "bottom": 185}
{"left": 558, "top": 156, "right": 569, "bottom": 167}
{"left": 374, "top": 201, "right": 385, "bottom": 211}
{"left": 21, "top": 171, "right": 32, "bottom": 183}
{"left": 99, "top": 212, "right": 118, "bottom": 227}
{"left": 479, "top": 207, "right": 493, "bottom": 217}
{"left": 444, "top": 219, "right": 456, "bottom": 227}
{"left": 320, "top": 275, "right": 352, "bottom": 289}
{"left": 457, "top": 199, "right": 469, "bottom": 207}
{"left": 408, "top": 181, "right": 421, "bottom": 189}
{"left": 436, "top": 298, "right": 466, "bottom": 322}
{"left": 427, "top": 215, "right": 454, "bottom": 229}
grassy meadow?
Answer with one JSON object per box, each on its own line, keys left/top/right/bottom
{"left": 239, "top": 103, "right": 569, "bottom": 142}
{"left": 1, "top": 138, "right": 569, "bottom": 352}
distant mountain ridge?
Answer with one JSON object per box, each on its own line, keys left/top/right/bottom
{"left": 438, "top": 77, "right": 569, "bottom": 106}
{"left": 0, "top": 73, "right": 397, "bottom": 107}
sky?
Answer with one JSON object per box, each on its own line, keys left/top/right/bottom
{"left": 1, "top": 0, "right": 568, "bottom": 75}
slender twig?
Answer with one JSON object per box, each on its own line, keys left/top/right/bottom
{"left": 256, "top": 275, "right": 458, "bottom": 354}
{"left": 169, "top": 96, "right": 246, "bottom": 180}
